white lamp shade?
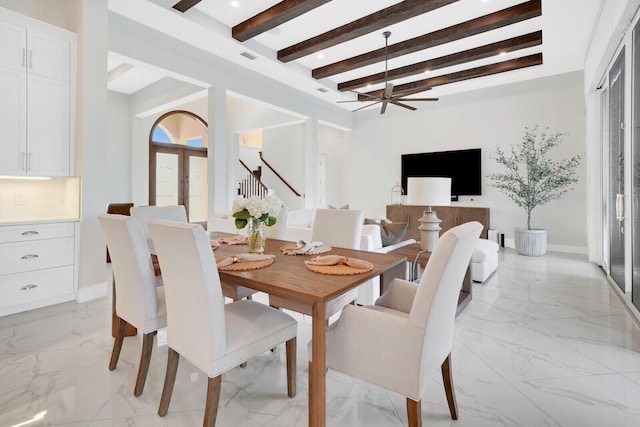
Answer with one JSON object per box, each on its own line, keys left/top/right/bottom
{"left": 407, "top": 177, "right": 452, "bottom": 206}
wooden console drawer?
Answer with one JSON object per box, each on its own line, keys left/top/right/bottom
{"left": 0, "top": 237, "right": 74, "bottom": 275}
{"left": 0, "top": 222, "right": 74, "bottom": 243}
{"left": 0, "top": 266, "right": 73, "bottom": 309}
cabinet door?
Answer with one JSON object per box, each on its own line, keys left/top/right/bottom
{"left": 0, "top": 20, "right": 26, "bottom": 72}
{"left": 27, "top": 74, "right": 70, "bottom": 176}
{"left": 0, "top": 66, "right": 27, "bottom": 175}
{"left": 28, "top": 30, "right": 69, "bottom": 82}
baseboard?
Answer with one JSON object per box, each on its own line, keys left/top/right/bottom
{"left": 75, "top": 281, "right": 109, "bottom": 303}
{"left": 546, "top": 244, "right": 588, "bottom": 255}
{"left": 503, "top": 238, "right": 587, "bottom": 255}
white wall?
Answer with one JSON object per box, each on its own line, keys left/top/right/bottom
{"left": 261, "top": 123, "right": 305, "bottom": 211}
{"left": 347, "top": 71, "right": 587, "bottom": 253}
{"left": 319, "top": 124, "right": 348, "bottom": 209}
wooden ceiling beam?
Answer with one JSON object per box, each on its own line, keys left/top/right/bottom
{"left": 277, "top": 0, "right": 459, "bottom": 63}
{"left": 358, "top": 53, "right": 543, "bottom": 100}
{"left": 339, "top": 31, "right": 542, "bottom": 92}
{"left": 314, "top": 0, "right": 541, "bottom": 80}
{"left": 233, "top": 0, "right": 332, "bottom": 42}
{"left": 172, "top": 0, "right": 202, "bottom": 13}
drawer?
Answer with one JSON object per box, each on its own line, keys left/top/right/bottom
{"left": 0, "top": 237, "right": 73, "bottom": 275}
{"left": 0, "top": 266, "right": 73, "bottom": 308}
{"left": 0, "top": 222, "right": 74, "bottom": 243}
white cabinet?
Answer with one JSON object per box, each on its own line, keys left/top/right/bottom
{"left": 0, "top": 221, "right": 77, "bottom": 316}
{"left": 0, "top": 10, "right": 75, "bottom": 177}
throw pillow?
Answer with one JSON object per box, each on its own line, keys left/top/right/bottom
{"left": 328, "top": 204, "right": 350, "bottom": 209}
{"left": 380, "top": 222, "right": 408, "bottom": 247}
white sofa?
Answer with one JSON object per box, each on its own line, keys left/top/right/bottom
{"left": 471, "top": 238, "right": 499, "bottom": 283}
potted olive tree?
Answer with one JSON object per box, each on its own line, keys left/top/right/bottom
{"left": 488, "top": 126, "right": 581, "bottom": 256}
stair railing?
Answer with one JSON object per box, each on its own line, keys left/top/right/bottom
{"left": 238, "top": 159, "right": 267, "bottom": 198}
{"left": 259, "top": 151, "right": 302, "bottom": 197}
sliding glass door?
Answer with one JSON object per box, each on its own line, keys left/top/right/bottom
{"left": 609, "top": 49, "right": 625, "bottom": 292}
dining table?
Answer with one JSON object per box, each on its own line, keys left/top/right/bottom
{"left": 209, "top": 232, "right": 406, "bottom": 427}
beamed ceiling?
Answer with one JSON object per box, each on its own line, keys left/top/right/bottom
{"left": 108, "top": 0, "right": 601, "bottom": 113}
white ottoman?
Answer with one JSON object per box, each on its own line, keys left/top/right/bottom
{"left": 471, "top": 239, "right": 499, "bottom": 282}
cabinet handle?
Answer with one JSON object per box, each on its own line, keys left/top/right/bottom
{"left": 28, "top": 50, "right": 32, "bottom": 68}
{"left": 21, "top": 230, "right": 40, "bottom": 236}
{"left": 22, "top": 48, "right": 25, "bottom": 67}
{"left": 28, "top": 153, "right": 32, "bottom": 171}
{"left": 20, "top": 284, "right": 38, "bottom": 291}
{"left": 20, "top": 152, "right": 26, "bottom": 171}
{"left": 20, "top": 254, "right": 39, "bottom": 260}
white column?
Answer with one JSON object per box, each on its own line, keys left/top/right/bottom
{"left": 208, "top": 85, "right": 228, "bottom": 220}
{"left": 304, "top": 118, "right": 319, "bottom": 209}
{"left": 76, "top": 0, "right": 109, "bottom": 294}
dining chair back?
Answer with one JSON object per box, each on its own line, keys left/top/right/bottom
{"left": 311, "top": 208, "right": 363, "bottom": 249}
{"left": 269, "top": 208, "right": 364, "bottom": 318}
{"left": 148, "top": 219, "right": 298, "bottom": 426}
{"left": 130, "top": 205, "right": 188, "bottom": 242}
{"left": 264, "top": 205, "right": 288, "bottom": 240}
{"left": 98, "top": 214, "right": 166, "bottom": 396}
{"left": 322, "top": 221, "right": 482, "bottom": 427}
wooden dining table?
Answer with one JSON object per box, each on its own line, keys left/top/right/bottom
{"left": 210, "top": 232, "right": 406, "bottom": 427}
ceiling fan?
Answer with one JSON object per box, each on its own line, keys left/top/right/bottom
{"left": 338, "top": 31, "right": 439, "bottom": 114}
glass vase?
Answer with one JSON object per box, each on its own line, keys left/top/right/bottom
{"left": 248, "top": 218, "right": 266, "bottom": 253}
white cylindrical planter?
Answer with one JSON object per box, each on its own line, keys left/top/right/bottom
{"left": 514, "top": 228, "right": 547, "bottom": 256}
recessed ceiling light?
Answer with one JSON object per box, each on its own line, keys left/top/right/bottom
{"left": 424, "top": 69, "right": 430, "bottom": 74}
{"left": 317, "top": 53, "right": 324, "bottom": 59}
{"left": 231, "top": 1, "right": 240, "bottom": 8}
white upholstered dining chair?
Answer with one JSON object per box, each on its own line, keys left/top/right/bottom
{"left": 316, "top": 221, "right": 482, "bottom": 427}
{"left": 148, "top": 219, "right": 298, "bottom": 427}
{"left": 269, "top": 208, "right": 364, "bottom": 317}
{"left": 132, "top": 205, "right": 256, "bottom": 301}
{"left": 98, "top": 214, "right": 166, "bottom": 397}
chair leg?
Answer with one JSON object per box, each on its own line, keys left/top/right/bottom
{"left": 406, "top": 398, "right": 422, "bottom": 427}
{"left": 441, "top": 353, "right": 458, "bottom": 420}
{"left": 158, "top": 347, "right": 180, "bottom": 417}
{"left": 134, "top": 331, "right": 156, "bottom": 396}
{"left": 203, "top": 375, "right": 222, "bottom": 427}
{"left": 285, "top": 337, "right": 297, "bottom": 398}
{"left": 109, "top": 317, "right": 126, "bottom": 370}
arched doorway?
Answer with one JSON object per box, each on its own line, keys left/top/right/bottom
{"left": 149, "top": 110, "right": 208, "bottom": 223}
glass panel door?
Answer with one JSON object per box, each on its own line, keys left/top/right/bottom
{"left": 186, "top": 152, "right": 207, "bottom": 223}
{"left": 155, "top": 150, "right": 180, "bottom": 206}
{"left": 634, "top": 23, "right": 640, "bottom": 309}
{"left": 609, "top": 48, "right": 625, "bottom": 291}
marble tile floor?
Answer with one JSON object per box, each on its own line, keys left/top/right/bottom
{"left": 1, "top": 249, "right": 640, "bottom": 426}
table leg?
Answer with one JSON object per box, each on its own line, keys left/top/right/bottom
{"left": 310, "top": 301, "right": 327, "bottom": 427}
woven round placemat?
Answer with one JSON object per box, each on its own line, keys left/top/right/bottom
{"left": 305, "top": 261, "right": 373, "bottom": 275}
{"left": 279, "top": 243, "right": 332, "bottom": 255}
{"left": 217, "top": 257, "right": 274, "bottom": 271}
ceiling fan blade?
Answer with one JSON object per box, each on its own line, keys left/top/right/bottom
{"left": 357, "top": 91, "right": 382, "bottom": 101}
{"left": 390, "top": 100, "right": 417, "bottom": 111}
{"left": 391, "top": 86, "right": 433, "bottom": 97}
{"left": 352, "top": 101, "right": 381, "bottom": 113}
{"left": 383, "top": 82, "right": 394, "bottom": 99}
{"left": 394, "top": 97, "right": 439, "bottom": 101}
{"left": 380, "top": 100, "right": 390, "bottom": 114}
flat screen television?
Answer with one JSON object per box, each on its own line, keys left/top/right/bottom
{"left": 401, "top": 148, "right": 481, "bottom": 201}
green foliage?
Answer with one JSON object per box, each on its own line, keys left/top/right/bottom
{"left": 232, "top": 209, "right": 276, "bottom": 229}
{"left": 488, "top": 126, "right": 581, "bottom": 230}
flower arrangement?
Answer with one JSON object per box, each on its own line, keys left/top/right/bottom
{"left": 232, "top": 194, "right": 282, "bottom": 229}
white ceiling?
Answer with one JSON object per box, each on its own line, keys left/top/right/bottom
{"left": 107, "top": 0, "right": 604, "bottom": 111}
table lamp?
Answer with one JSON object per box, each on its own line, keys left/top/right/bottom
{"left": 407, "top": 177, "right": 452, "bottom": 251}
